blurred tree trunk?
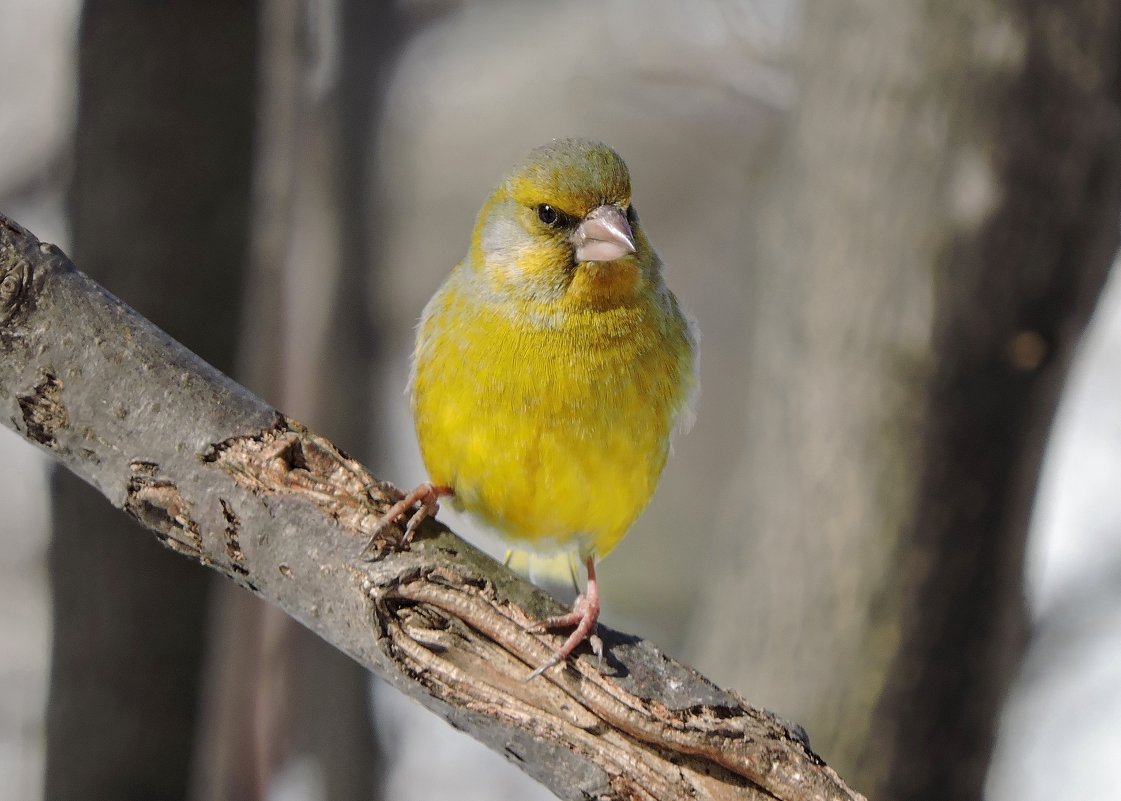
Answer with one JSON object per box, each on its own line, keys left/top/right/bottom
{"left": 189, "top": 2, "right": 400, "bottom": 799}
{"left": 688, "top": 2, "right": 1121, "bottom": 800}
{"left": 46, "top": 3, "right": 257, "bottom": 800}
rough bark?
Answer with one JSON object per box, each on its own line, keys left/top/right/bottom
{"left": 687, "top": 2, "right": 1121, "bottom": 799}
{"left": 0, "top": 213, "right": 862, "bottom": 801}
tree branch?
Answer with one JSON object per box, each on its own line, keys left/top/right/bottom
{"left": 0, "top": 212, "right": 864, "bottom": 801}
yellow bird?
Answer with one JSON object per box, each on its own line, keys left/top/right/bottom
{"left": 379, "top": 138, "right": 697, "bottom": 677}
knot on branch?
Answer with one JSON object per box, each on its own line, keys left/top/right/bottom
{"left": 0, "top": 217, "right": 59, "bottom": 330}
{"left": 202, "top": 414, "right": 404, "bottom": 551}
{"left": 0, "top": 254, "right": 31, "bottom": 324}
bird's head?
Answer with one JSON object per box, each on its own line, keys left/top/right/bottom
{"left": 468, "top": 139, "right": 660, "bottom": 311}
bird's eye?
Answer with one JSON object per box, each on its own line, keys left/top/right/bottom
{"left": 536, "top": 204, "right": 560, "bottom": 226}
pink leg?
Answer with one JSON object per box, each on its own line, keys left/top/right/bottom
{"left": 526, "top": 556, "right": 600, "bottom": 680}
{"left": 372, "top": 481, "right": 453, "bottom": 543}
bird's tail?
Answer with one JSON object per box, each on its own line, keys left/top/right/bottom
{"left": 503, "top": 548, "right": 582, "bottom": 595}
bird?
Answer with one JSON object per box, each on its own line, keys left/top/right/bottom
{"left": 376, "top": 138, "right": 698, "bottom": 678}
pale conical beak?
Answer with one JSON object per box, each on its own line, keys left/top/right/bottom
{"left": 572, "top": 204, "right": 637, "bottom": 263}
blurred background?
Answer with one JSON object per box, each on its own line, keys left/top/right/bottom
{"left": 2, "top": 1, "right": 1120, "bottom": 800}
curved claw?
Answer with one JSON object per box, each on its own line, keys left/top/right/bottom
{"left": 525, "top": 557, "right": 600, "bottom": 680}
{"left": 525, "top": 652, "right": 563, "bottom": 681}
{"left": 362, "top": 482, "right": 453, "bottom": 556}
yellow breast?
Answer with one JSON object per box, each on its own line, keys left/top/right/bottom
{"left": 410, "top": 266, "right": 694, "bottom": 560}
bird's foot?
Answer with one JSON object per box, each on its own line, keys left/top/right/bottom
{"left": 362, "top": 482, "right": 453, "bottom": 557}
{"left": 526, "top": 558, "right": 601, "bottom": 680}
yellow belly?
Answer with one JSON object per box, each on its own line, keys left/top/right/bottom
{"left": 411, "top": 273, "right": 692, "bottom": 560}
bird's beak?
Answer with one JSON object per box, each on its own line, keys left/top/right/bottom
{"left": 572, "top": 204, "right": 637, "bottom": 263}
